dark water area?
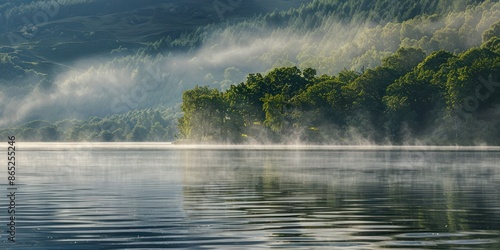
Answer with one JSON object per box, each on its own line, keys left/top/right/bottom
{"left": 2, "top": 145, "right": 500, "bottom": 249}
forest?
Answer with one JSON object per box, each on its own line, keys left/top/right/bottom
{"left": 0, "top": 106, "right": 180, "bottom": 142}
{"left": 179, "top": 41, "right": 500, "bottom": 144}
{"left": 0, "top": 0, "right": 499, "bottom": 143}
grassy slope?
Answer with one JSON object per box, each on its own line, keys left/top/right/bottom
{"left": 0, "top": 0, "right": 312, "bottom": 84}
{"left": 0, "top": 1, "right": 309, "bottom": 59}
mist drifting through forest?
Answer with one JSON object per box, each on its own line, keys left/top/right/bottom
{"left": 0, "top": 0, "right": 499, "bottom": 144}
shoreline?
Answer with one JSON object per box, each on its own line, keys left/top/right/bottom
{"left": 7, "top": 142, "right": 500, "bottom": 152}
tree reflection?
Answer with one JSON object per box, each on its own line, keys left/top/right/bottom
{"left": 181, "top": 149, "right": 500, "bottom": 248}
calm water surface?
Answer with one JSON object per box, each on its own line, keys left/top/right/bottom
{"left": 2, "top": 144, "right": 500, "bottom": 249}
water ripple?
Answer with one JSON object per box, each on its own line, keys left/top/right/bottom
{"left": 3, "top": 148, "right": 500, "bottom": 249}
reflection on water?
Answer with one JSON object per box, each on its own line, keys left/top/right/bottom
{"left": 2, "top": 146, "right": 500, "bottom": 249}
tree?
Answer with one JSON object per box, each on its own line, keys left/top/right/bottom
{"left": 382, "top": 47, "right": 426, "bottom": 74}
{"left": 262, "top": 94, "right": 286, "bottom": 133}
{"left": 99, "top": 130, "right": 114, "bottom": 142}
{"left": 303, "top": 67, "right": 317, "bottom": 82}
{"left": 292, "top": 79, "right": 352, "bottom": 127}
{"left": 112, "top": 128, "right": 125, "bottom": 142}
{"left": 482, "top": 20, "right": 500, "bottom": 43}
{"left": 225, "top": 81, "right": 264, "bottom": 126}
{"left": 384, "top": 50, "right": 452, "bottom": 140}
{"left": 482, "top": 37, "right": 500, "bottom": 54}
{"left": 264, "top": 66, "right": 309, "bottom": 98}
{"left": 178, "top": 86, "right": 229, "bottom": 141}
{"left": 37, "top": 126, "right": 60, "bottom": 141}
{"left": 130, "top": 125, "right": 148, "bottom": 142}
{"left": 149, "top": 122, "right": 165, "bottom": 141}
{"left": 443, "top": 48, "right": 499, "bottom": 112}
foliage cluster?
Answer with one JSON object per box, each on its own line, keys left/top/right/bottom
{"left": 179, "top": 42, "right": 500, "bottom": 145}
{"left": 0, "top": 107, "right": 180, "bottom": 142}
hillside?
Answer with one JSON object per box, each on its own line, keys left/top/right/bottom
{"left": 0, "top": 0, "right": 310, "bottom": 82}
{"left": 1, "top": 0, "right": 499, "bottom": 143}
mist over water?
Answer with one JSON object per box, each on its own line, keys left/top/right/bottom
{"left": 5, "top": 144, "right": 500, "bottom": 249}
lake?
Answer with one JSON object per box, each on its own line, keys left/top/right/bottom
{"left": 2, "top": 143, "right": 500, "bottom": 249}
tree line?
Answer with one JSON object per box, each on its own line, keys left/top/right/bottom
{"left": 0, "top": 107, "right": 180, "bottom": 142}
{"left": 178, "top": 38, "right": 500, "bottom": 145}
